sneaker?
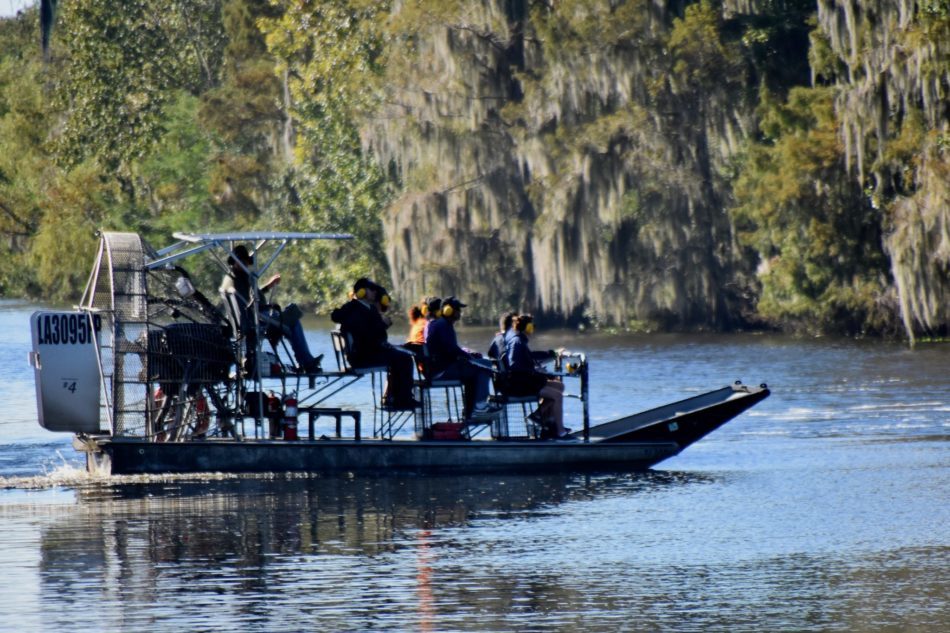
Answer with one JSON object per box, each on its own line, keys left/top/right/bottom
{"left": 471, "top": 402, "right": 502, "bottom": 419}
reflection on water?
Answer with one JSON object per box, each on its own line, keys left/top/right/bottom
{"left": 50, "top": 472, "right": 706, "bottom": 558}
{"left": 0, "top": 470, "right": 943, "bottom": 631}
{"left": 18, "top": 473, "right": 712, "bottom": 631}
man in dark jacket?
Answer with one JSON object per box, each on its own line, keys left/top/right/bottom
{"left": 425, "top": 296, "right": 500, "bottom": 420}
{"left": 330, "top": 278, "right": 417, "bottom": 409}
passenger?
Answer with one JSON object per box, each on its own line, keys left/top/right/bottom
{"left": 424, "top": 296, "right": 501, "bottom": 421}
{"left": 219, "top": 244, "right": 321, "bottom": 373}
{"left": 422, "top": 296, "right": 442, "bottom": 341}
{"left": 330, "top": 278, "right": 419, "bottom": 410}
{"left": 406, "top": 299, "right": 429, "bottom": 347}
{"left": 504, "top": 314, "right": 569, "bottom": 438}
{"left": 487, "top": 311, "right": 518, "bottom": 361}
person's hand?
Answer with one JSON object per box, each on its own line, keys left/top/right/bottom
{"left": 263, "top": 273, "right": 281, "bottom": 290}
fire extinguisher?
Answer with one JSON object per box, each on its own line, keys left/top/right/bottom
{"left": 266, "top": 391, "right": 282, "bottom": 439}
{"left": 283, "top": 394, "right": 299, "bottom": 441}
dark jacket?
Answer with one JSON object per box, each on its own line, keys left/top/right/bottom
{"left": 425, "top": 317, "right": 469, "bottom": 374}
{"left": 505, "top": 330, "right": 536, "bottom": 373}
{"left": 330, "top": 299, "right": 389, "bottom": 366}
{"left": 487, "top": 330, "right": 508, "bottom": 363}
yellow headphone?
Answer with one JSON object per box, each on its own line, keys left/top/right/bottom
{"left": 525, "top": 322, "right": 535, "bottom": 335}
{"left": 380, "top": 294, "right": 391, "bottom": 308}
{"left": 421, "top": 304, "right": 428, "bottom": 316}
{"left": 442, "top": 304, "right": 454, "bottom": 317}
{"left": 356, "top": 287, "right": 367, "bottom": 299}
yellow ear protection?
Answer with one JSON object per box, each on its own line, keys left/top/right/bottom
{"left": 356, "top": 287, "right": 367, "bottom": 299}
{"left": 421, "top": 304, "right": 428, "bottom": 316}
{"left": 525, "top": 322, "right": 535, "bottom": 335}
{"left": 442, "top": 303, "right": 454, "bottom": 317}
{"left": 380, "top": 294, "right": 391, "bottom": 308}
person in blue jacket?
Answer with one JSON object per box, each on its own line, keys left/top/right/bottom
{"left": 504, "top": 314, "right": 569, "bottom": 438}
{"left": 487, "top": 311, "right": 517, "bottom": 362}
{"left": 424, "top": 296, "right": 500, "bottom": 421}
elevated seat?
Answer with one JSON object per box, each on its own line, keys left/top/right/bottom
{"left": 415, "top": 345, "right": 472, "bottom": 438}
{"left": 490, "top": 360, "right": 541, "bottom": 439}
{"left": 330, "top": 329, "right": 415, "bottom": 440}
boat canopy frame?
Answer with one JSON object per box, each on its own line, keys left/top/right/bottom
{"left": 77, "top": 230, "right": 353, "bottom": 439}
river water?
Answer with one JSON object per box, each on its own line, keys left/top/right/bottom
{"left": 0, "top": 299, "right": 947, "bottom": 631}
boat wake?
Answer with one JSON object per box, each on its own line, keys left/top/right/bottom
{"left": 0, "top": 451, "right": 104, "bottom": 490}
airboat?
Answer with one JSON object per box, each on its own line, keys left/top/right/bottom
{"left": 28, "top": 231, "right": 770, "bottom": 475}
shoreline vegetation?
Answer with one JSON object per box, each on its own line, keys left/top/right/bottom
{"left": 1, "top": 1, "right": 947, "bottom": 342}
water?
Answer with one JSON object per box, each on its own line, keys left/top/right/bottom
{"left": 1, "top": 299, "right": 947, "bottom": 631}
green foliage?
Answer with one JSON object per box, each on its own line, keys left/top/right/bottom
{"left": 0, "top": 10, "right": 49, "bottom": 296}
{"left": 199, "top": 0, "right": 284, "bottom": 224}
{"left": 732, "top": 86, "right": 893, "bottom": 334}
{"left": 32, "top": 161, "right": 125, "bottom": 300}
{"left": 137, "top": 91, "right": 216, "bottom": 237}
{"left": 261, "top": 0, "right": 393, "bottom": 308}
{"left": 669, "top": 1, "right": 742, "bottom": 97}
{"left": 52, "top": 1, "right": 224, "bottom": 182}
{"left": 0, "top": 0, "right": 944, "bottom": 335}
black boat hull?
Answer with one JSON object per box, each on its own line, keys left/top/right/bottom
{"left": 95, "top": 437, "right": 680, "bottom": 475}
{"left": 80, "top": 383, "right": 769, "bottom": 475}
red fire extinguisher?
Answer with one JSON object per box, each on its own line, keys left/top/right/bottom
{"left": 283, "top": 394, "right": 299, "bottom": 441}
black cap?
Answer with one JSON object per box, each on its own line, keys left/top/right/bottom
{"left": 353, "top": 277, "right": 374, "bottom": 293}
{"left": 442, "top": 296, "right": 466, "bottom": 310}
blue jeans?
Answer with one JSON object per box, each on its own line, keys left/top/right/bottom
{"left": 435, "top": 360, "right": 492, "bottom": 417}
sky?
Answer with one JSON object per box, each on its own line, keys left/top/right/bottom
{"left": 0, "top": 0, "right": 34, "bottom": 19}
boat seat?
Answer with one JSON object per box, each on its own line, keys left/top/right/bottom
{"left": 330, "top": 329, "right": 388, "bottom": 376}
{"left": 490, "top": 361, "right": 541, "bottom": 438}
{"left": 329, "top": 328, "right": 414, "bottom": 440}
{"left": 415, "top": 344, "right": 464, "bottom": 436}
{"left": 220, "top": 288, "right": 295, "bottom": 377}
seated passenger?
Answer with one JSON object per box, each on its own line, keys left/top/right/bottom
{"left": 330, "top": 278, "right": 418, "bottom": 410}
{"left": 219, "top": 244, "right": 320, "bottom": 373}
{"left": 487, "top": 311, "right": 518, "bottom": 361}
{"left": 424, "top": 296, "right": 501, "bottom": 421}
{"left": 404, "top": 297, "right": 432, "bottom": 352}
{"left": 422, "top": 296, "right": 441, "bottom": 341}
{"left": 504, "top": 315, "right": 569, "bottom": 438}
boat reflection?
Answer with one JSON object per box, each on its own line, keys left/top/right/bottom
{"left": 36, "top": 472, "right": 719, "bottom": 631}
{"left": 39, "top": 471, "right": 713, "bottom": 580}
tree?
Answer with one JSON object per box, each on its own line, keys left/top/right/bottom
{"left": 732, "top": 86, "right": 894, "bottom": 335}
{"left": 261, "top": 0, "right": 393, "bottom": 309}
{"left": 52, "top": 0, "right": 225, "bottom": 198}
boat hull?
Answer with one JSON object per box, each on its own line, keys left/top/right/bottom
{"left": 93, "top": 437, "right": 681, "bottom": 475}
{"left": 82, "top": 383, "right": 770, "bottom": 475}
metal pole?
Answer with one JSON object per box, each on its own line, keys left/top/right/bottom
{"left": 581, "top": 357, "right": 590, "bottom": 443}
